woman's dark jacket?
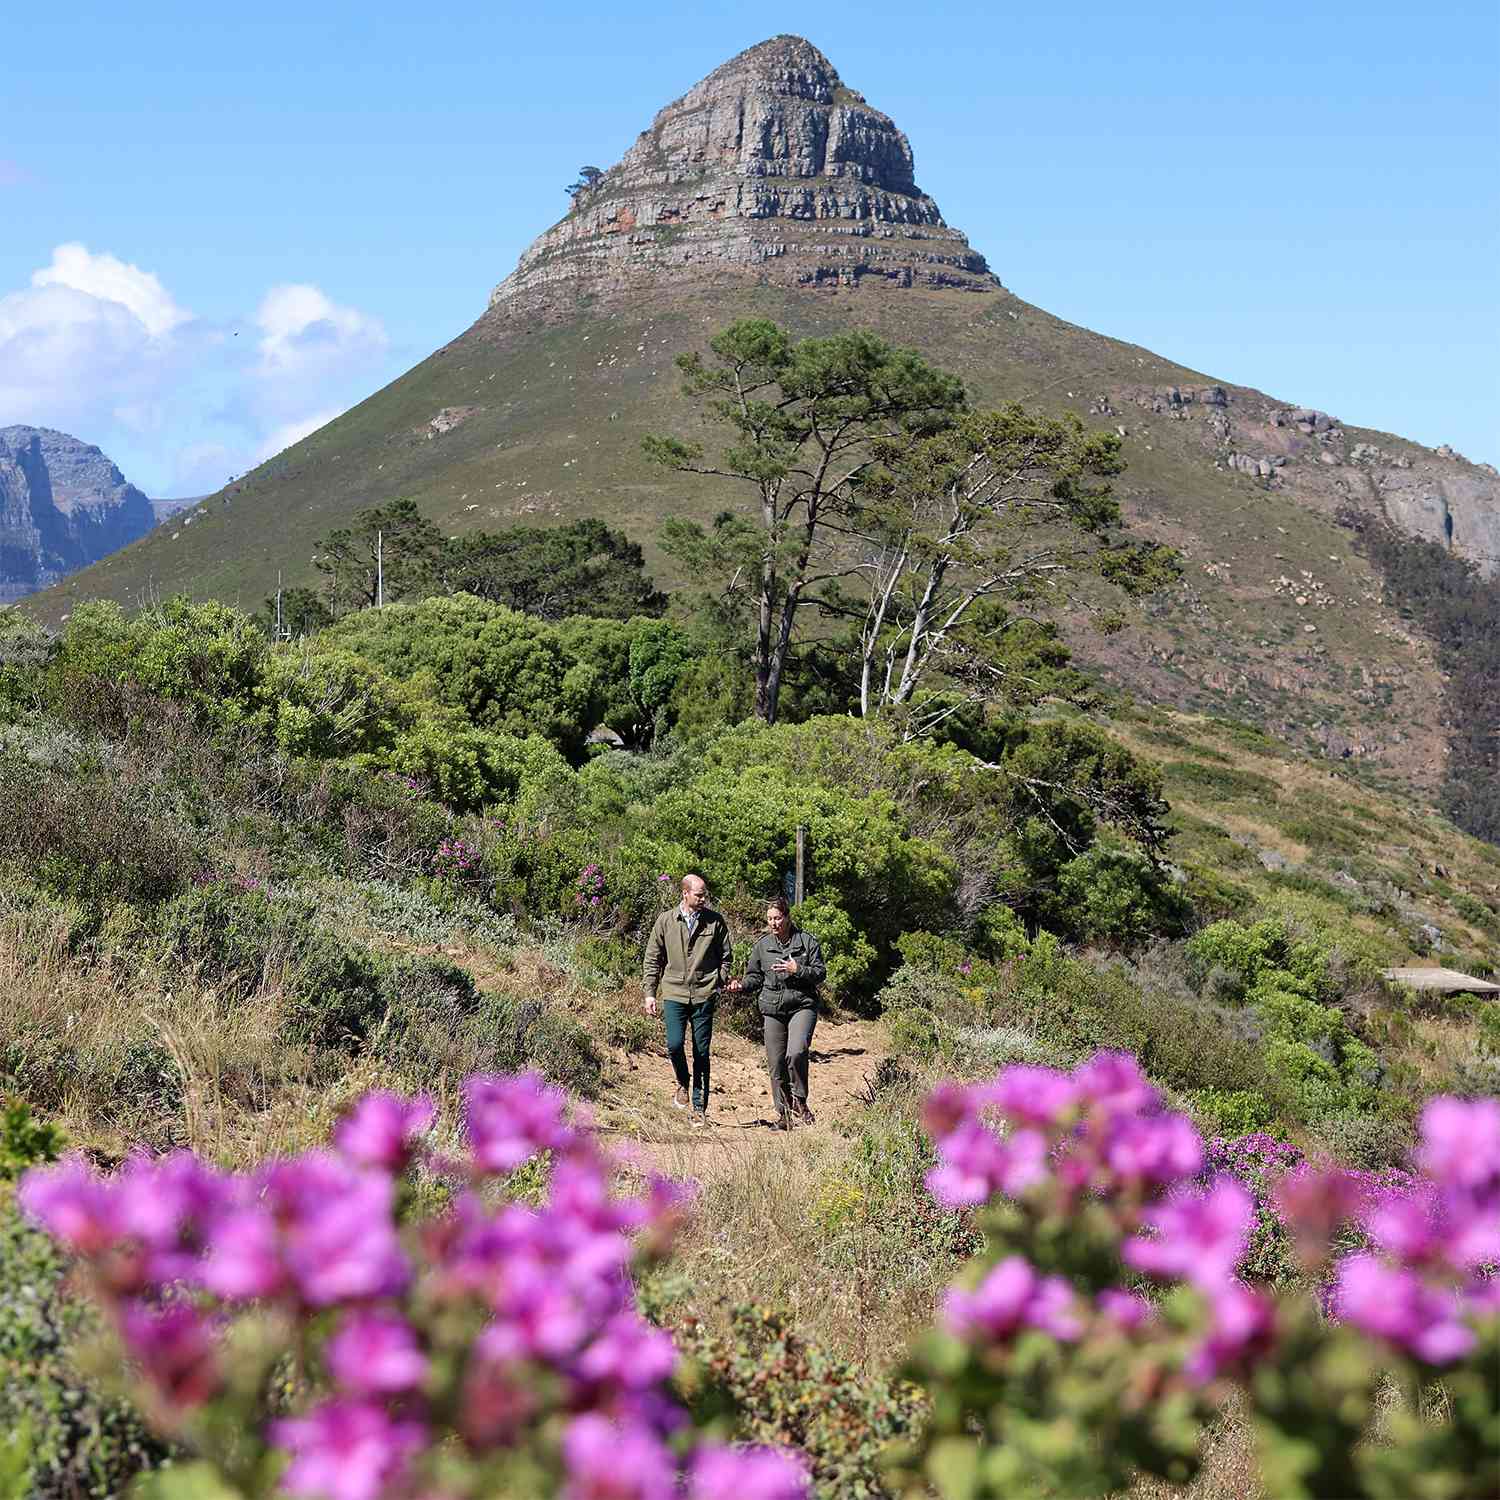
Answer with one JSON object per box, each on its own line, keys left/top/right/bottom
{"left": 739, "top": 929, "right": 826, "bottom": 1018}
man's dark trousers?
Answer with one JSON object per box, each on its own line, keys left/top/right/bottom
{"left": 664, "top": 997, "right": 715, "bottom": 1112}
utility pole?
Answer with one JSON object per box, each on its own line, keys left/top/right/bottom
{"left": 794, "top": 824, "right": 806, "bottom": 905}
{"left": 275, "top": 571, "right": 283, "bottom": 640}
{"left": 375, "top": 529, "right": 384, "bottom": 609}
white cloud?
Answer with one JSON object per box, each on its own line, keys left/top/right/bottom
{"left": 255, "top": 283, "right": 386, "bottom": 377}
{"left": 0, "top": 245, "right": 393, "bottom": 496}
{"left": 32, "top": 242, "right": 188, "bottom": 338}
{"left": 0, "top": 279, "right": 180, "bottom": 438}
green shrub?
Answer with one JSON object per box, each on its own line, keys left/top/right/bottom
{"left": 674, "top": 1307, "right": 923, "bottom": 1500}
{"left": 1280, "top": 811, "right": 1366, "bottom": 855}
{"left": 0, "top": 757, "right": 192, "bottom": 907}
{"left": 0, "top": 1099, "right": 61, "bottom": 1179}
{"left": 1184, "top": 916, "right": 1384, "bottom": 1121}
{"left": 1052, "top": 842, "right": 1190, "bottom": 949}
{"left": 321, "top": 595, "right": 598, "bottom": 759}
{"left": 1187, "top": 1086, "right": 1275, "bottom": 1136}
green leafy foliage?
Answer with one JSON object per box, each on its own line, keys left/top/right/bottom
{"left": 676, "top": 1307, "right": 924, "bottom": 1499}
{"left": 435, "top": 518, "right": 666, "bottom": 621}
{"left": 1186, "top": 915, "right": 1384, "bottom": 1121}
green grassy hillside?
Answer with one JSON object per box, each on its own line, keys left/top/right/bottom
{"left": 31, "top": 280, "right": 1452, "bottom": 792}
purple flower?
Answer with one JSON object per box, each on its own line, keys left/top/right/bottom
{"left": 1073, "top": 1051, "right": 1161, "bottom": 1115}
{"left": 326, "top": 1310, "right": 429, "bottom": 1396}
{"left": 1184, "top": 1283, "right": 1276, "bottom": 1383}
{"left": 271, "top": 1399, "right": 427, "bottom": 1500}
{"left": 464, "top": 1072, "right": 576, "bottom": 1173}
{"left": 18, "top": 1156, "right": 119, "bottom": 1253}
{"left": 259, "top": 1154, "right": 410, "bottom": 1307}
{"left": 1124, "top": 1178, "right": 1255, "bottom": 1291}
{"left": 942, "top": 1256, "right": 1081, "bottom": 1345}
{"left": 479, "top": 1265, "right": 592, "bottom": 1363}
{"left": 1418, "top": 1097, "right": 1500, "bottom": 1192}
{"left": 1025, "top": 1274, "right": 1086, "bottom": 1340}
{"left": 200, "top": 1205, "right": 286, "bottom": 1301}
{"left": 990, "top": 1065, "right": 1079, "bottom": 1128}
{"left": 1363, "top": 1187, "right": 1442, "bottom": 1265}
{"left": 688, "top": 1445, "right": 809, "bottom": 1500}
{"left": 114, "top": 1151, "right": 233, "bottom": 1282}
{"left": 1104, "top": 1112, "right": 1203, "bottom": 1189}
{"left": 575, "top": 1311, "right": 677, "bottom": 1391}
{"left": 925, "top": 1121, "right": 1046, "bottom": 1208}
{"left": 922, "top": 1081, "right": 974, "bottom": 1141}
{"left": 561, "top": 1413, "right": 676, "bottom": 1500}
{"left": 120, "top": 1301, "right": 221, "bottom": 1409}
{"left": 334, "top": 1091, "right": 436, "bottom": 1172}
{"left": 1096, "top": 1288, "right": 1154, "bottom": 1331}
{"left": 1334, "top": 1254, "right": 1477, "bottom": 1365}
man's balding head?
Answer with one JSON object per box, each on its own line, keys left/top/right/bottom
{"left": 681, "top": 873, "right": 708, "bottom": 912}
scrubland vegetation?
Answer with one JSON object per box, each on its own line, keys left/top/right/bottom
{"left": 2, "top": 321, "right": 1497, "bottom": 1498}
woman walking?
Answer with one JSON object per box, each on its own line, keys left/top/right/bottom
{"left": 731, "top": 897, "right": 826, "bottom": 1131}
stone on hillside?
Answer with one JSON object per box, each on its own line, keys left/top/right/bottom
{"left": 1259, "top": 849, "right": 1289, "bottom": 871}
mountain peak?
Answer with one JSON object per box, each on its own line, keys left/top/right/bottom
{"left": 489, "top": 37, "right": 996, "bottom": 311}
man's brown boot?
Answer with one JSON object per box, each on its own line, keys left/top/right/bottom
{"left": 794, "top": 1100, "right": 815, "bottom": 1126}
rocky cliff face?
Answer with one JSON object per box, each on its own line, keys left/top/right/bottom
{"left": 0, "top": 427, "right": 157, "bottom": 602}
{"left": 490, "top": 35, "right": 996, "bottom": 309}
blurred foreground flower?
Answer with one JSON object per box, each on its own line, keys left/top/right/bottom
{"left": 20, "top": 1070, "right": 806, "bottom": 1500}
{"left": 898, "top": 1051, "right": 1500, "bottom": 1500}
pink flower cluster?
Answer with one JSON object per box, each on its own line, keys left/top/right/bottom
{"left": 432, "top": 837, "right": 479, "bottom": 879}
{"left": 1320, "top": 1097, "right": 1500, "bottom": 1365}
{"left": 575, "top": 862, "right": 605, "bottom": 908}
{"left": 20, "top": 1074, "right": 807, "bottom": 1500}
{"left": 923, "top": 1053, "right": 1498, "bottom": 1386}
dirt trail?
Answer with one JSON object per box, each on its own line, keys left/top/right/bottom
{"left": 593, "top": 1014, "right": 891, "bottom": 1180}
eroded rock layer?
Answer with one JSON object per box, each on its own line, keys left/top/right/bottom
{"left": 490, "top": 35, "right": 997, "bottom": 308}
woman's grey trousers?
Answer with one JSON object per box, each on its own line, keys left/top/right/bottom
{"left": 764, "top": 1007, "right": 817, "bottom": 1113}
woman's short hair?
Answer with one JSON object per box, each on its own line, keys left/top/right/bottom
{"left": 766, "top": 895, "right": 793, "bottom": 922}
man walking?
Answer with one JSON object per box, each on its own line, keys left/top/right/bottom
{"left": 642, "top": 874, "right": 731, "bottom": 1124}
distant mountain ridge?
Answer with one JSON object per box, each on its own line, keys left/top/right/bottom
{"left": 23, "top": 36, "right": 1500, "bottom": 794}
{"left": 0, "top": 426, "right": 164, "bottom": 603}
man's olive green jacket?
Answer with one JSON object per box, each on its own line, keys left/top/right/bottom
{"left": 642, "top": 907, "right": 732, "bottom": 1003}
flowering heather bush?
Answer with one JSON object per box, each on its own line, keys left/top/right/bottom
{"left": 897, "top": 1054, "right": 1500, "bottom": 1500}
{"left": 431, "top": 837, "right": 480, "bottom": 885}
{"left": 19, "top": 1075, "right": 807, "bottom": 1500}
{"left": 574, "top": 862, "right": 605, "bottom": 909}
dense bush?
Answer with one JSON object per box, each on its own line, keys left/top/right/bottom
{"left": 1186, "top": 916, "right": 1384, "bottom": 1121}
{"left": 0, "top": 754, "right": 193, "bottom": 906}
{"left": 0, "top": 1103, "right": 168, "bottom": 1499}
{"left": 674, "top": 1307, "right": 923, "bottom": 1500}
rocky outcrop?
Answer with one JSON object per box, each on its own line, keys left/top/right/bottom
{"left": 0, "top": 426, "right": 157, "bottom": 602}
{"left": 490, "top": 35, "right": 996, "bottom": 310}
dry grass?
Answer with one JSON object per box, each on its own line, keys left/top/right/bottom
{"left": 0, "top": 914, "right": 330, "bottom": 1166}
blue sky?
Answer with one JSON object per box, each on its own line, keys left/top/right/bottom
{"left": 4, "top": 0, "right": 1496, "bottom": 495}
